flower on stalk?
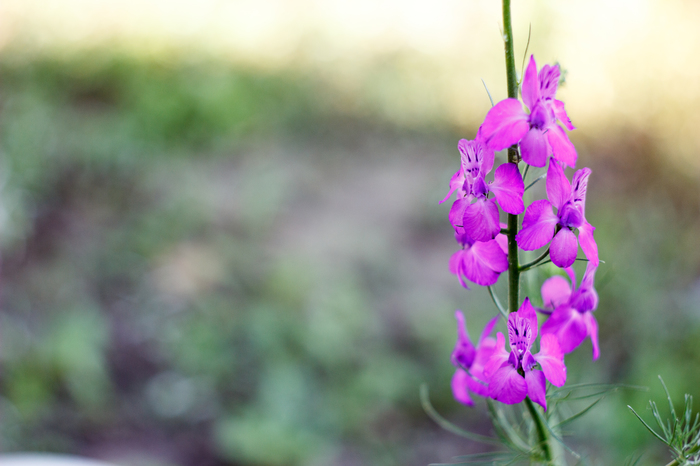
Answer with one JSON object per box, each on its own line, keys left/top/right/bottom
{"left": 449, "top": 230, "right": 508, "bottom": 288}
{"left": 442, "top": 137, "right": 524, "bottom": 242}
{"left": 515, "top": 161, "right": 598, "bottom": 268}
{"left": 540, "top": 262, "right": 600, "bottom": 359}
{"left": 451, "top": 311, "right": 498, "bottom": 406}
{"left": 480, "top": 55, "right": 576, "bottom": 168}
{"left": 484, "top": 299, "right": 566, "bottom": 410}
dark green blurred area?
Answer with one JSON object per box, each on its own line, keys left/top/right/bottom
{"left": 1, "top": 49, "right": 700, "bottom": 466}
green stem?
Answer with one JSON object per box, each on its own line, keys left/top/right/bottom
{"left": 503, "top": 0, "right": 520, "bottom": 314}
{"left": 525, "top": 397, "right": 554, "bottom": 464}
{"left": 501, "top": 2, "right": 558, "bottom": 464}
{"left": 519, "top": 247, "right": 550, "bottom": 272}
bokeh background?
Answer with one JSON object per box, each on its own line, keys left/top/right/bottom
{"left": 1, "top": 0, "right": 700, "bottom": 464}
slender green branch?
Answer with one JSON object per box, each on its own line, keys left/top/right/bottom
{"left": 488, "top": 285, "right": 508, "bottom": 320}
{"left": 502, "top": 0, "right": 521, "bottom": 316}
{"left": 525, "top": 173, "right": 546, "bottom": 192}
{"left": 522, "top": 164, "right": 530, "bottom": 184}
{"left": 525, "top": 397, "right": 554, "bottom": 463}
{"left": 519, "top": 247, "right": 550, "bottom": 272}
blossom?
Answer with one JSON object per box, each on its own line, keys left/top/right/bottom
{"left": 480, "top": 55, "right": 576, "bottom": 168}
{"left": 515, "top": 161, "right": 598, "bottom": 268}
{"left": 540, "top": 262, "right": 600, "bottom": 359}
{"left": 483, "top": 299, "right": 566, "bottom": 410}
{"left": 451, "top": 311, "right": 498, "bottom": 406}
{"left": 449, "top": 231, "right": 508, "bottom": 288}
{"left": 443, "top": 137, "right": 524, "bottom": 242}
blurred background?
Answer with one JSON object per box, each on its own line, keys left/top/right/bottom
{"left": 0, "top": 0, "right": 699, "bottom": 464}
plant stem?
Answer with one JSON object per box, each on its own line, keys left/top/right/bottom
{"left": 502, "top": 0, "right": 520, "bottom": 315}
{"left": 525, "top": 397, "right": 554, "bottom": 464}
{"left": 519, "top": 247, "right": 550, "bottom": 272}
{"left": 501, "top": 2, "right": 558, "bottom": 464}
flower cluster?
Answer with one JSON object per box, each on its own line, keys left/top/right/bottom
{"left": 444, "top": 56, "right": 600, "bottom": 409}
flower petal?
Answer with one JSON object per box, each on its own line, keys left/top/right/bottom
{"left": 483, "top": 332, "right": 510, "bottom": 381}
{"left": 451, "top": 369, "right": 475, "bottom": 406}
{"left": 451, "top": 310, "right": 476, "bottom": 368}
{"left": 525, "top": 370, "right": 547, "bottom": 410}
{"left": 521, "top": 55, "right": 540, "bottom": 110}
{"left": 441, "top": 169, "right": 465, "bottom": 204}
{"left": 449, "top": 198, "right": 470, "bottom": 232}
{"left": 449, "top": 250, "right": 470, "bottom": 289}
{"left": 520, "top": 127, "right": 550, "bottom": 167}
{"left": 546, "top": 160, "right": 571, "bottom": 211}
{"left": 550, "top": 228, "right": 578, "bottom": 268}
{"left": 461, "top": 239, "right": 509, "bottom": 286}
{"left": 489, "top": 364, "right": 528, "bottom": 405}
{"left": 541, "top": 275, "right": 572, "bottom": 310}
{"left": 553, "top": 99, "right": 575, "bottom": 131}
{"left": 519, "top": 298, "right": 539, "bottom": 343}
{"left": 478, "top": 316, "right": 499, "bottom": 348}
{"left": 538, "top": 63, "right": 560, "bottom": 101}
{"left": 546, "top": 124, "right": 577, "bottom": 168}
{"left": 516, "top": 200, "right": 558, "bottom": 251}
{"left": 571, "top": 168, "right": 591, "bottom": 217}
{"left": 540, "top": 305, "right": 587, "bottom": 354}
{"left": 489, "top": 163, "right": 525, "bottom": 215}
{"left": 481, "top": 99, "right": 529, "bottom": 151}
{"left": 578, "top": 221, "right": 599, "bottom": 267}
{"left": 535, "top": 334, "right": 567, "bottom": 387}
{"left": 462, "top": 198, "right": 500, "bottom": 242}
{"left": 585, "top": 313, "right": 600, "bottom": 361}
{"left": 570, "top": 262, "right": 599, "bottom": 312}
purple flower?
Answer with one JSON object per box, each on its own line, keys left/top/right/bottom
{"left": 515, "top": 161, "right": 598, "bottom": 268}
{"left": 449, "top": 230, "right": 508, "bottom": 288}
{"left": 540, "top": 262, "right": 600, "bottom": 359}
{"left": 443, "top": 137, "right": 524, "bottom": 242}
{"left": 480, "top": 55, "right": 576, "bottom": 168}
{"left": 483, "top": 299, "right": 566, "bottom": 410}
{"left": 451, "top": 311, "right": 498, "bottom": 406}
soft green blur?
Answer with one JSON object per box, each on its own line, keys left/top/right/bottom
{"left": 1, "top": 2, "right": 700, "bottom": 466}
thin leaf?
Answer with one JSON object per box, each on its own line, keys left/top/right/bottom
{"left": 553, "top": 398, "right": 603, "bottom": 429}
{"left": 628, "top": 405, "right": 668, "bottom": 444}
{"left": 420, "top": 384, "right": 502, "bottom": 446}
{"left": 481, "top": 79, "right": 495, "bottom": 108}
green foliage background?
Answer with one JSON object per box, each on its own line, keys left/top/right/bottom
{"left": 1, "top": 48, "right": 700, "bottom": 465}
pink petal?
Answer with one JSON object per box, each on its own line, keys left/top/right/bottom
{"left": 541, "top": 275, "right": 572, "bottom": 310}
{"left": 478, "top": 316, "right": 499, "bottom": 348}
{"left": 550, "top": 228, "right": 578, "bottom": 268}
{"left": 519, "top": 298, "right": 539, "bottom": 343}
{"left": 488, "top": 364, "right": 528, "bottom": 405}
{"left": 585, "top": 313, "right": 600, "bottom": 361}
{"left": 440, "top": 169, "right": 465, "bottom": 204}
{"left": 546, "top": 124, "right": 577, "bottom": 168}
{"left": 570, "top": 262, "right": 599, "bottom": 312}
{"left": 489, "top": 163, "right": 525, "bottom": 215}
{"left": 520, "top": 127, "right": 549, "bottom": 167}
{"left": 525, "top": 370, "right": 547, "bottom": 410}
{"left": 463, "top": 370, "right": 490, "bottom": 397}
{"left": 578, "top": 222, "right": 599, "bottom": 267}
{"left": 538, "top": 63, "right": 560, "bottom": 101}
{"left": 449, "top": 198, "right": 470, "bottom": 232}
{"left": 474, "top": 131, "right": 496, "bottom": 176}
{"left": 463, "top": 240, "right": 509, "bottom": 286}
{"left": 546, "top": 160, "right": 571, "bottom": 211}
{"left": 521, "top": 55, "right": 540, "bottom": 110}
{"left": 451, "top": 310, "right": 476, "bottom": 368}
{"left": 553, "top": 99, "right": 575, "bottom": 131}
{"left": 462, "top": 198, "right": 500, "bottom": 242}
{"left": 483, "top": 332, "right": 510, "bottom": 381}
{"left": 515, "top": 200, "right": 557, "bottom": 251}
{"left": 481, "top": 99, "right": 529, "bottom": 151}
{"left": 451, "top": 369, "right": 475, "bottom": 406}
{"left": 540, "top": 305, "right": 587, "bottom": 354}
{"left": 449, "top": 250, "right": 470, "bottom": 289}
{"left": 571, "top": 168, "right": 592, "bottom": 217}
{"left": 534, "top": 334, "right": 567, "bottom": 387}
{"left": 495, "top": 230, "right": 508, "bottom": 254}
